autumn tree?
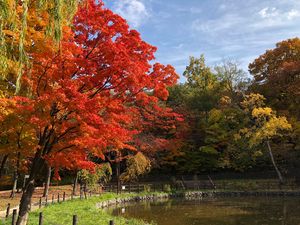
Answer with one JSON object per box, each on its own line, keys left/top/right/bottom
{"left": 0, "top": 1, "right": 178, "bottom": 224}
{"left": 120, "top": 152, "right": 151, "bottom": 182}
{"left": 249, "top": 38, "right": 300, "bottom": 119}
{"left": 249, "top": 38, "right": 300, "bottom": 169}
{"left": 237, "top": 94, "right": 292, "bottom": 183}
{"left": 0, "top": 0, "right": 78, "bottom": 94}
{"left": 167, "top": 56, "right": 275, "bottom": 174}
{"left": 112, "top": 93, "right": 183, "bottom": 188}
{"left": 0, "top": 1, "right": 80, "bottom": 194}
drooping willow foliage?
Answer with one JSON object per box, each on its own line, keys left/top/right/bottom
{"left": 0, "top": 0, "right": 79, "bottom": 94}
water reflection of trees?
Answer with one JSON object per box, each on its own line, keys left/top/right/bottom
{"left": 110, "top": 197, "right": 300, "bottom": 225}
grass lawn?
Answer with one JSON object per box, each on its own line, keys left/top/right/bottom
{"left": 0, "top": 192, "right": 153, "bottom": 225}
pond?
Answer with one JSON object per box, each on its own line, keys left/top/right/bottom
{"left": 110, "top": 197, "right": 300, "bottom": 225}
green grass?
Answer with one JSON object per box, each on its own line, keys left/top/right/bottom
{"left": 1, "top": 193, "right": 155, "bottom": 225}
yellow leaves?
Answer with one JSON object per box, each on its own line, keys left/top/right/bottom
{"left": 241, "top": 93, "right": 265, "bottom": 111}
{"left": 265, "top": 116, "right": 292, "bottom": 133}
{"left": 235, "top": 128, "right": 252, "bottom": 141}
{"left": 252, "top": 107, "right": 273, "bottom": 118}
{"left": 249, "top": 113, "right": 291, "bottom": 146}
{"left": 219, "top": 95, "right": 232, "bottom": 106}
{"left": 0, "top": 98, "right": 15, "bottom": 117}
{"left": 120, "top": 152, "right": 151, "bottom": 182}
{"left": 239, "top": 93, "right": 292, "bottom": 147}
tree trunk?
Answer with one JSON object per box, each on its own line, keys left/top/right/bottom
{"left": 16, "top": 178, "right": 35, "bottom": 225}
{"left": 116, "top": 156, "right": 121, "bottom": 194}
{"left": 0, "top": 154, "right": 9, "bottom": 179}
{"left": 267, "top": 140, "right": 284, "bottom": 184}
{"left": 10, "top": 173, "right": 19, "bottom": 198}
{"left": 17, "top": 151, "right": 45, "bottom": 225}
{"left": 43, "top": 165, "right": 51, "bottom": 197}
{"left": 282, "top": 201, "right": 287, "bottom": 225}
{"left": 10, "top": 152, "right": 20, "bottom": 198}
{"left": 84, "top": 183, "right": 87, "bottom": 199}
{"left": 80, "top": 182, "right": 83, "bottom": 199}
{"left": 72, "top": 172, "right": 78, "bottom": 196}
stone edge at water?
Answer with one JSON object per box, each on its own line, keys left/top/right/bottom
{"left": 96, "top": 190, "right": 300, "bottom": 209}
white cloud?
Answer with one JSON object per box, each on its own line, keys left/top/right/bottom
{"left": 191, "top": 4, "right": 300, "bottom": 36}
{"left": 191, "top": 14, "right": 243, "bottom": 34}
{"left": 252, "top": 7, "right": 300, "bottom": 30}
{"left": 287, "top": 9, "right": 300, "bottom": 20}
{"left": 187, "top": 1, "right": 300, "bottom": 74}
{"left": 107, "top": 0, "right": 300, "bottom": 78}
{"left": 258, "top": 7, "right": 300, "bottom": 22}
{"left": 258, "top": 7, "right": 279, "bottom": 18}
{"left": 176, "top": 7, "right": 202, "bottom": 14}
{"left": 113, "top": 0, "right": 150, "bottom": 28}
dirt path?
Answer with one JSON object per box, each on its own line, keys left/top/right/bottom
{"left": 0, "top": 185, "right": 75, "bottom": 217}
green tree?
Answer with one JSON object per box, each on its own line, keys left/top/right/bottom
{"left": 214, "top": 59, "right": 250, "bottom": 103}
{"left": 184, "top": 55, "right": 217, "bottom": 90}
{"left": 166, "top": 56, "right": 225, "bottom": 173}
{"left": 78, "top": 163, "right": 112, "bottom": 192}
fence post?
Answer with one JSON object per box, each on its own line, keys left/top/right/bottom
{"left": 39, "top": 212, "right": 43, "bottom": 225}
{"left": 6, "top": 203, "right": 10, "bottom": 218}
{"left": 39, "top": 197, "right": 42, "bottom": 208}
{"left": 52, "top": 194, "right": 54, "bottom": 204}
{"left": 129, "top": 184, "right": 131, "bottom": 193}
{"left": 58, "top": 193, "right": 60, "bottom": 203}
{"left": 63, "top": 192, "right": 66, "bottom": 201}
{"left": 109, "top": 220, "right": 114, "bottom": 225}
{"left": 11, "top": 209, "right": 17, "bottom": 225}
{"left": 73, "top": 215, "right": 78, "bottom": 225}
{"left": 45, "top": 196, "right": 48, "bottom": 206}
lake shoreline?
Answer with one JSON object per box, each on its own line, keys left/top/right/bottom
{"left": 97, "top": 190, "right": 300, "bottom": 209}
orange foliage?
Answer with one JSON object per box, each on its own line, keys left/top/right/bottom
{"left": 0, "top": 0, "right": 179, "bottom": 175}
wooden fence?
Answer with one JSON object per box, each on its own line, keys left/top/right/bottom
{"left": 9, "top": 211, "right": 115, "bottom": 225}
{"left": 6, "top": 190, "right": 115, "bottom": 225}
{"left": 103, "top": 179, "right": 300, "bottom": 193}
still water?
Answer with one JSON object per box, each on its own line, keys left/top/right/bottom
{"left": 111, "top": 197, "right": 300, "bottom": 225}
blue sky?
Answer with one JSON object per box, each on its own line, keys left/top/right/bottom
{"left": 103, "top": 0, "right": 300, "bottom": 81}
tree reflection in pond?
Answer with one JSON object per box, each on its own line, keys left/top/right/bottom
{"left": 109, "top": 197, "right": 300, "bottom": 225}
